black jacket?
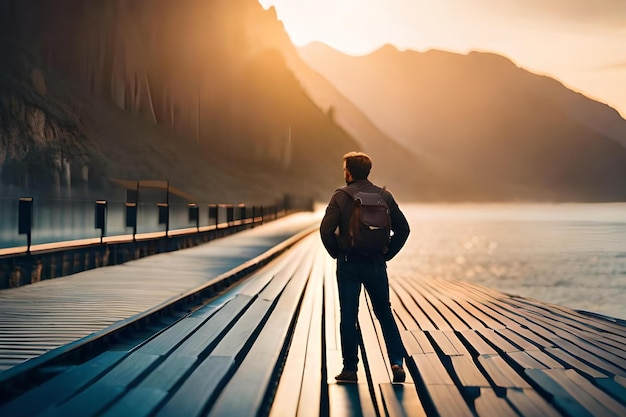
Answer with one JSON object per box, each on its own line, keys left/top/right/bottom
{"left": 320, "top": 179, "right": 410, "bottom": 261}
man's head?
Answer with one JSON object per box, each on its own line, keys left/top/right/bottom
{"left": 343, "top": 151, "right": 372, "bottom": 183}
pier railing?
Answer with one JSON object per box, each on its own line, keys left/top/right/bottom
{"left": 0, "top": 193, "right": 313, "bottom": 290}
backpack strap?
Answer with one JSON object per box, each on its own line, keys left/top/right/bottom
{"left": 337, "top": 186, "right": 360, "bottom": 247}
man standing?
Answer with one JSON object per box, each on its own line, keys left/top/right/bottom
{"left": 320, "top": 151, "right": 410, "bottom": 383}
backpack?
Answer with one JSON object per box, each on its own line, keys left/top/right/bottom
{"left": 340, "top": 186, "right": 391, "bottom": 254}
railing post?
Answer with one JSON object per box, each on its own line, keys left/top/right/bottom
{"left": 95, "top": 200, "right": 107, "bottom": 244}
{"left": 226, "top": 204, "right": 234, "bottom": 227}
{"left": 126, "top": 182, "right": 139, "bottom": 242}
{"left": 158, "top": 203, "right": 169, "bottom": 238}
{"left": 209, "top": 204, "right": 218, "bottom": 230}
{"left": 238, "top": 203, "right": 246, "bottom": 225}
{"left": 125, "top": 203, "right": 137, "bottom": 242}
{"left": 18, "top": 197, "right": 33, "bottom": 255}
{"left": 188, "top": 203, "right": 199, "bottom": 232}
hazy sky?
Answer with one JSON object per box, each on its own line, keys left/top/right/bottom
{"left": 258, "top": 0, "right": 626, "bottom": 118}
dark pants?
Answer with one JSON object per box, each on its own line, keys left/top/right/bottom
{"left": 336, "top": 256, "right": 406, "bottom": 372}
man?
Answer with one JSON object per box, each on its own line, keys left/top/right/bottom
{"left": 320, "top": 151, "right": 410, "bottom": 383}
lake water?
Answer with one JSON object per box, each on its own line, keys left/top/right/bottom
{"left": 388, "top": 203, "right": 626, "bottom": 321}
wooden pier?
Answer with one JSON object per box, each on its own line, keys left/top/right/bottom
{"left": 0, "top": 213, "right": 625, "bottom": 416}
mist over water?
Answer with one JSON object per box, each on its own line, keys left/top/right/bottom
{"left": 389, "top": 203, "right": 626, "bottom": 321}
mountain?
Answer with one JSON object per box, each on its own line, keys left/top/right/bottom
{"left": 4, "top": 0, "right": 626, "bottom": 204}
{"left": 240, "top": 6, "right": 444, "bottom": 201}
{"left": 299, "top": 42, "right": 626, "bottom": 201}
{"left": 0, "top": 0, "right": 363, "bottom": 204}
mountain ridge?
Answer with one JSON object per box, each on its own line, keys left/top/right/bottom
{"left": 299, "top": 41, "right": 626, "bottom": 202}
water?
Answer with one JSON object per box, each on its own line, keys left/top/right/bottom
{"left": 388, "top": 203, "right": 626, "bottom": 321}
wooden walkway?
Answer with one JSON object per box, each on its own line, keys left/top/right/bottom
{"left": 0, "top": 212, "right": 321, "bottom": 372}
{"left": 0, "top": 218, "right": 625, "bottom": 416}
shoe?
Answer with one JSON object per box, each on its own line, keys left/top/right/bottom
{"left": 335, "top": 370, "right": 357, "bottom": 383}
{"left": 391, "top": 365, "right": 406, "bottom": 383}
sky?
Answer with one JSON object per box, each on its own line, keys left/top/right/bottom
{"left": 258, "top": 0, "right": 626, "bottom": 118}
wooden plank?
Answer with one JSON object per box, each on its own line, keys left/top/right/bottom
{"left": 235, "top": 242, "right": 305, "bottom": 298}
{"left": 153, "top": 356, "right": 234, "bottom": 417}
{"left": 477, "top": 355, "right": 531, "bottom": 389}
{"left": 539, "top": 369, "right": 626, "bottom": 417}
{"left": 506, "top": 351, "right": 561, "bottom": 371}
{"left": 524, "top": 350, "right": 567, "bottom": 369}
{"left": 99, "top": 387, "right": 168, "bottom": 417}
{"left": 400, "top": 330, "right": 427, "bottom": 355}
{"left": 449, "top": 355, "right": 490, "bottom": 389}
{"left": 458, "top": 330, "right": 497, "bottom": 356}
{"left": 210, "top": 299, "right": 274, "bottom": 359}
{"left": 474, "top": 388, "right": 519, "bottom": 417}
{"left": 357, "top": 293, "right": 392, "bottom": 413}
{"left": 422, "top": 385, "right": 473, "bottom": 417}
{"left": 296, "top": 250, "right": 325, "bottom": 417}
{"left": 475, "top": 329, "right": 520, "bottom": 354}
{"left": 379, "top": 383, "right": 427, "bottom": 417}
{"left": 505, "top": 388, "right": 562, "bottom": 417}
{"left": 256, "top": 242, "right": 310, "bottom": 302}
{"left": 426, "top": 331, "right": 471, "bottom": 357}
{"left": 268, "top": 253, "right": 321, "bottom": 417}
{"left": 0, "top": 351, "right": 126, "bottom": 417}
{"left": 324, "top": 254, "right": 340, "bottom": 351}
{"left": 413, "top": 283, "right": 470, "bottom": 331}
{"left": 409, "top": 331, "right": 436, "bottom": 354}
{"left": 170, "top": 294, "right": 254, "bottom": 358}
{"left": 38, "top": 352, "right": 161, "bottom": 417}
{"left": 390, "top": 280, "right": 437, "bottom": 331}
{"left": 395, "top": 277, "right": 453, "bottom": 331}
{"left": 206, "top": 251, "right": 312, "bottom": 417}
{"left": 442, "top": 282, "right": 518, "bottom": 329}
{"left": 524, "top": 369, "right": 594, "bottom": 417}
{"left": 495, "top": 328, "right": 541, "bottom": 351}
{"left": 596, "top": 377, "right": 626, "bottom": 406}
{"left": 511, "top": 297, "right": 625, "bottom": 336}
{"left": 390, "top": 286, "right": 425, "bottom": 331}
{"left": 419, "top": 280, "right": 486, "bottom": 329}
{"left": 548, "top": 339, "right": 626, "bottom": 377}
{"left": 508, "top": 325, "right": 554, "bottom": 349}
{"left": 138, "top": 317, "right": 206, "bottom": 356}
{"left": 138, "top": 355, "right": 197, "bottom": 391}
{"left": 411, "top": 353, "right": 455, "bottom": 386}
{"left": 455, "top": 298, "right": 504, "bottom": 329}
{"left": 328, "top": 383, "right": 377, "bottom": 417}
{"left": 544, "top": 347, "right": 612, "bottom": 379}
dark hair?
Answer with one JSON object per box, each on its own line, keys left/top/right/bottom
{"left": 343, "top": 151, "right": 372, "bottom": 180}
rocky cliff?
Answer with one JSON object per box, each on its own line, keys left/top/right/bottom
{"left": 0, "top": 0, "right": 361, "bottom": 203}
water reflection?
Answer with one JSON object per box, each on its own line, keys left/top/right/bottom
{"left": 390, "top": 203, "right": 626, "bottom": 320}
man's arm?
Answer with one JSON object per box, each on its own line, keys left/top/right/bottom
{"left": 385, "top": 198, "right": 410, "bottom": 261}
{"left": 320, "top": 192, "right": 342, "bottom": 258}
